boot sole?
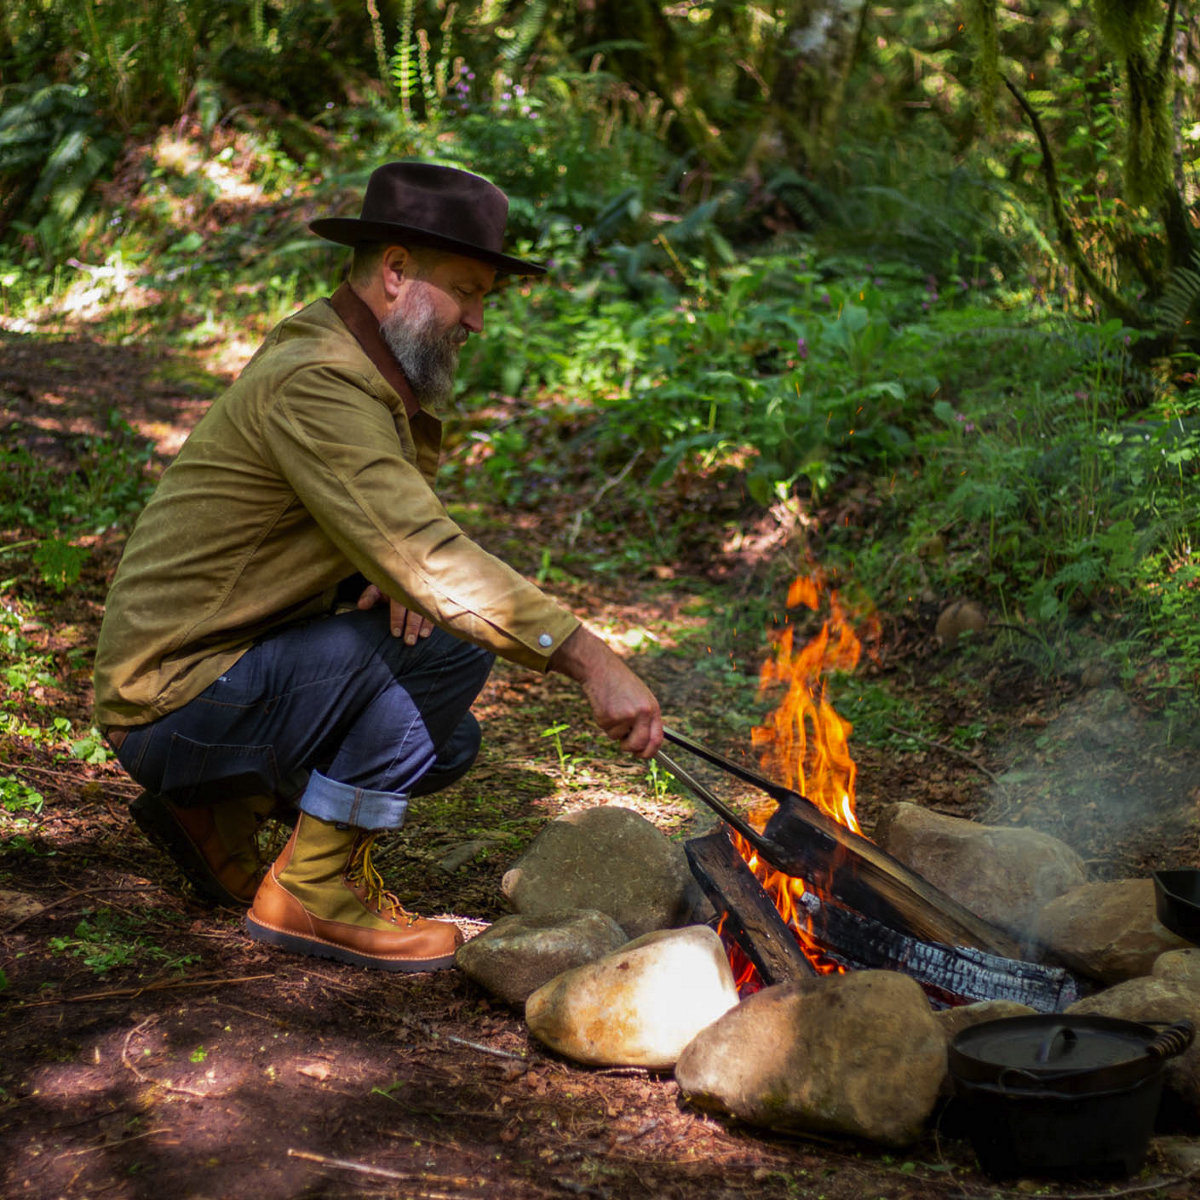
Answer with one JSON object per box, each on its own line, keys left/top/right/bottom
{"left": 243, "top": 913, "right": 459, "bottom": 973}
{"left": 130, "top": 791, "right": 249, "bottom": 909}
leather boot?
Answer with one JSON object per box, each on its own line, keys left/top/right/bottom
{"left": 131, "top": 790, "right": 273, "bottom": 907}
{"left": 244, "top": 813, "right": 463, "bottom": 972}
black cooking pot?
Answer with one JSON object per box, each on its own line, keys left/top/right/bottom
{"left": 1153, "top": 869, "right": 1200, "bottom": 943}
{"left": 949, "top": 1014, "right": 1194, "bottom": 1178}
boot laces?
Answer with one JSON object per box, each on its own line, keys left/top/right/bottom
{"left": 346, "top": 833, "right": 418, "bottom": 926}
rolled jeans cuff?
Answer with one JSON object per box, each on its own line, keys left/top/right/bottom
{"left": 298, "top": 769, "right": 409, "bottom": 832}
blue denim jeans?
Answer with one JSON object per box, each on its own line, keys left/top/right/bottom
{"left": 113, "top": 608, "right": 495, "bottom": 831}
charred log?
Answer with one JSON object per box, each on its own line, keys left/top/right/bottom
{"left": 685, "top": 827, "right": 816, "bottom": 985}
{"left": 794, "top": 891, "right": 1083, "bottom": 1011}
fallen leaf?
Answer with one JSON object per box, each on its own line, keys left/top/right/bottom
{"left": 297, "top": 1062, "right": 332, "bottom": 1081}
{"left": 0, "top": 890, "right": 44, "bottom": 922}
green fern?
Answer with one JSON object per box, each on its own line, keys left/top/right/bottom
{"left": 500, "top": 0, "right": 547, "bottom": 63}
{"left": 390, "top": 0, "right": 417, "bottom": 115}
{"left": 1154, "top": 250, "right": 1200, "bottom": 337}
{"left": 0, "top": 82, "right": 119, "bottom": 254}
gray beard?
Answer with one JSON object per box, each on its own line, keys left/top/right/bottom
{"left": 379, "top": 285, "right": 464, "bottom": 414}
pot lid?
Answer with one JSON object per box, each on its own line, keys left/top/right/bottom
{"left": 950, "top": 1015, "right": 1176, "bottom": 1093}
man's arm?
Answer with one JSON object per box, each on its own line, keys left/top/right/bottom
{"left": 548, "top": 626, "right": 663, "bottom": 758}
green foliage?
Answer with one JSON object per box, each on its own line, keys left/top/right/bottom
{"left": 0, "top": 773, "right": 45, "bottom": 830}
{"left": 0, "top": 410, "right": 156, "bottom": 597}
{"left": 47, "top": 907, "right": 199, "bottom": 976}
{"left": 540, "top": 721, "right": 579, "bottom": 783}
{"left": 8, "top": 0, "right": 1200, "bottom": 732}
{"left": 956, "top": 0, "right": 1193, "bottom": 346}
{"left": 31, "top": 538, "right": 88, "bottom": 593}
{"left": 0, "top": 82, "right": 121, "bottom": 256}
{"left": 469, "top": 248, "right": 937, "bottom": 506}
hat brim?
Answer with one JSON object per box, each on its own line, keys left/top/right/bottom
{"left": 309, "top": 217, "right": 546, "bottom": 277}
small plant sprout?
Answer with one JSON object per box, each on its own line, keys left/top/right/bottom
{"left": 540, "top": 721, "right": 577, "bottom": 781}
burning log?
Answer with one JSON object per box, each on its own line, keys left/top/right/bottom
{"left": 761, "top": 795, "right": 1025, "bottom": 959}
{"left": 685, "top": 827, "right": 816, "bottom": 986}
{"left": 791, "top": 890, "right": 1084, "bottom": 1012}
{"left": 683, "top": 826, "right": 1085, "bottom": 1010}
{"left": 659, "top": 747, "right": 1022, "bottom": 959}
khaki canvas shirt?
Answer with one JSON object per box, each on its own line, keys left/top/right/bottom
{"left": 93, "top": 286, "right": 579, "bottom": 728}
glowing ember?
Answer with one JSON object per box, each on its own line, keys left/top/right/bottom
{"left": 731, "top": 567, "right": 877, "bottom": 984}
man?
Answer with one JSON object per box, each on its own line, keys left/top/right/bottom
{"left": 93, "top": 162, "right": 663, "bottom": 973}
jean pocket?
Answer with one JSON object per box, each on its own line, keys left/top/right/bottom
{"left": 160, "top": 733, "right": 279, "bottom": 807}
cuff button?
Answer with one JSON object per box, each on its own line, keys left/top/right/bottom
{"left": 538, "top": 633, "right": 554, "bottom": 648}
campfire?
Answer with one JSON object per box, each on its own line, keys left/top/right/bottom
{"left": 663, "top": 570, "right": 1083, "bottom": 1012}
{"left": 740, "top": 568, "right": 870, "bottom": 980}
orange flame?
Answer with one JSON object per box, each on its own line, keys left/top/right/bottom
{"left": 731, "top": 567, "right": 877, "bottom": 984}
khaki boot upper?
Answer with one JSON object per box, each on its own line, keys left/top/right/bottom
{"left": 248, "top": 813, "right": 463, "bottom": 967}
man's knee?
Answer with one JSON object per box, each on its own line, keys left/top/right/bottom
{"left": 411, "top": 712, "right": 482, "bottom": 796}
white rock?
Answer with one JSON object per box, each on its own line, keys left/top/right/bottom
{"left": 524, "top": 925, "right": 739, "bottom": 1069}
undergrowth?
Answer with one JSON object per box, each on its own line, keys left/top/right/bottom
{"left": 3, "top": 78, "right": 1200, "bottom": 740}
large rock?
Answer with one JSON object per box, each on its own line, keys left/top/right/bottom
{"left": 525, "top": 925, "right": 738, "bottom": 1069}
{"left": 1036, "top": 879, "right": 1190, "bottom": 983}
{"left": 1066, "top": 976, "right": 1200, "bottom": 1113}
{"left": 1155, "top": 948, "right": 1200, "bottom": 987}
{"left": 873, "top": 802, "right": 1087, "bottom": 937}
{"left": 675, "top": 971, "right": 946, "bottom": 1148}
{"left": 455, "top": 909, "right": 628, "bottom": 1007}
{"left": 934, "top": 1000, "right": 1038, "bottom": 1044}
{"left": 501, "top": 805, "right": 699, "bottom": 938}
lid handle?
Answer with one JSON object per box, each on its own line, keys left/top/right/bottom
{"left": 1147, "top": 1020, "right": 1195, "bottom": 1060}
{"left": 1035, "top": 1025, "right": 1077, "bottom": 1064}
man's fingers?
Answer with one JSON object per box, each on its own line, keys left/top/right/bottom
{"left": 390, "top": 598, "right": 434, "bottom": 643}
{"left": 619, "top": 711, "right": 663, "bottom": 759}
{"left": 357, "top": 583, "right": 384, "bottom": 610}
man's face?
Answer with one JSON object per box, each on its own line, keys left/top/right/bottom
{"left": 380, "top": 251, "right": 496, "bottom": 412}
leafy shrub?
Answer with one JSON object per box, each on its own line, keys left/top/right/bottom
{"left": 0, "top": 82, "right": 121, "bottom": 255}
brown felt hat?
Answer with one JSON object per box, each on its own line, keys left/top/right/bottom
{"left": 309, "top": 161, "right": 545, "bottom": 276}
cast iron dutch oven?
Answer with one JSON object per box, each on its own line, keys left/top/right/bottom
{"left": 1153, "top": 869, "right": 1200, "bottom": 942}
{"left": 948, "top": 1014, "right": 1194, "bottom": 1178}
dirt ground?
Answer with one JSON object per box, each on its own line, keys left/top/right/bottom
{"left": 5, "top": 330, "right": 1200, "bottom": 1200}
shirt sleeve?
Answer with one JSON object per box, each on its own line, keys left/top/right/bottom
{"left": 264, "top": 363, "right": 579, "bottom": 670}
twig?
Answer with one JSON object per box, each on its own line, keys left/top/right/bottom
{"left": 1, "top": 887, "right": 90, "bottom": 935}
{"left": 887, "top": 725, "right": 1004, "bottom": 787}
{"left": 120, "top": 1013, "right": 217, "bottom": 1100}
{"left": 945, "top": 1162, "right": 1200, "bottom": 1200}
{"left": 441, "top": 1033, "right": 528, "bottom": 1062}
{"left": 0, "top": 762, "right": 138, "bottom": 792}
{"left": 2, "top": 882, "right": 169, "bottom": 935}
{"left": 287, "top": 1147, "right": 485, "bottom": 1192}
{"left": 120, "top": 1014, "right": 159, "bottom": 1084}
{"left": 14, "top": 973, "right": 274, "bottom": 1007}
{"left": 565, "top": 450, "right": 643, "bottom": 549}
{"left": 57, "top": 1127, "right": 173, "bottom": 1156}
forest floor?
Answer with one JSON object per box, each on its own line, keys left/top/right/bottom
{"left": 4, "top": 329, "right": 1200, "bottom": 1199}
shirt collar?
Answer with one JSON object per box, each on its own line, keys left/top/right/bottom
{"left": 330, "top": 282, "right": 420, "bottom": 420}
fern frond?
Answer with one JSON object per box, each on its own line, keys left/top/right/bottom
{"left": 501, "top": 0, "right": 546, "bottom": 63}
{"left": 1154, "top": 249, "right": 1200, "bottom": 336}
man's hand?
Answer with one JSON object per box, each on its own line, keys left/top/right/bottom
{"left": 356, "top": 582, "right": 435, "bottom": 645}
{"left": 548, "top": 626, "right": 663, "bottom": 758}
